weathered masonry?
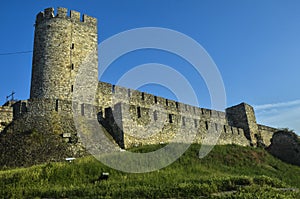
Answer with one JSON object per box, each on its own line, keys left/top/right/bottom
{"left": 0, "top": 7, "right": 278, "bottom": 152}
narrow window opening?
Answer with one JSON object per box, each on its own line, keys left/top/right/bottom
{"left": 154, "top": 96, "right": 157, "bottom": 104}
{"left": 231, "top": 127, "right": 234, "bottom": 134}
{"left": 205, "top": 121, "right": 209, "bottom": 130}
{"left": 128, "top": 89, "right": 131, "bottom": 97}
{"left": 81, "top": 104, "right": 84, "bottom": 116}
{"left": 137, "top": 106, "right": 141, "bottom": 118}
{"left": 169, "top": 114, "right": 173, "bottom": 123}
{"left": 71, "top": 43, "right": 74, "bottom": 49}
{"left": 182, "top": 117, "right": 186, "bottom": 126}
{"left": 112, "top": 85, "right": 115, "bottom": 93}
{"left": 166, "top": 99, "right": 168, "bottom": 106}
{"left": 175, "top": 102, "right": 179, "bottom": 109}
{"left": 215, "top": 123, "right": 218, "bottom": 131}
{"left": 141, "top": 92, "right": 145, "bottom": 100}
{"left": 55, "top": 99, "right": 59, "bottom": 112}
{"left": 71, "top": 85, "right": 73, "bottom": 92}
{"left": 71, "top": 63, "right": 74, "bottom": 70}
{"left": 224, "top": 125, "right": 227, "bottom": 133}
{"left": 201, "top": 108, "right": 204, "bottom": 115}
{"left": 153, "top": 110, "right": 158, "bottom": 121}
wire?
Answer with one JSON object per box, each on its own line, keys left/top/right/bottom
{"left": 0, "top": 51, "right": 32, "bottom": 56}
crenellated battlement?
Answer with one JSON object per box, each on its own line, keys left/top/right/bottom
{"left": 35, "top": 7, "right": 97, "bottom": 26}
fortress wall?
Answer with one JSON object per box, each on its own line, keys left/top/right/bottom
{"left": 258, "top": 124, "right": 277, "bottom": 147}
{"left": 7, "top": 99, "right": 78, "bottom": 141}
{"left": 8, "top": 96, "right": 251, "bottom": 149}
{"left": 97, "top": 81, "right": 228, "bottom": 123}
{"left": 96, "top": 83, "right": 267, "bottom": 148}
{"left": 98, "top": 106, "right": 125, "bottom": 148}
{"left": 8, "top": 82, "right": 254, "bottom": 149}
{"left": 11, "top": 99, "right": 67, "bottom": 117}
{"left": 112, "top": 103, "right": 249, "bottom": 148}
{"left": 4, "top": 97, "right": 118, "bottom": 158}
{"left": 0, "top": 106, "right": 13, "bottom": 132}
{"left": 96, "top": 82, "right": 113, "bottom": 115}
{"left": 96, "top": 82, "right": 242, "bottom": 148}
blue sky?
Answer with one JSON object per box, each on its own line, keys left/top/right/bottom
{"left": 0, "top": 0, "right": 299, "bottom": 134}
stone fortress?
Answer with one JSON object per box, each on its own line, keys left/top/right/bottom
{"left": 0, "top": 8, "right": 281, "bottom": 157}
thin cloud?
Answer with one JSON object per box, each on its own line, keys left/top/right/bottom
{"left": 254, "top": 99, "right": 300, "bottom": 135}
{"left": 254, "top": 99, "right": 300, "bottom": 111}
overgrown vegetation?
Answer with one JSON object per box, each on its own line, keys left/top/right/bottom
{"left": 0, "top": 144, "right": 299, "bottom": 198}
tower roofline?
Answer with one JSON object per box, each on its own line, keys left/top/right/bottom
{"left": 35, "top": 7, "right": 97, "bottom": 26}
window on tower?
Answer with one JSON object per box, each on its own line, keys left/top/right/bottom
{"left": 169, "top": 114, "right": 173, "bottom": 123}
{"left": 137, "top": 107, "right": 141, "bottom": 118}
{"left": 153, "top": 110, "right": 158, "bottom": 121}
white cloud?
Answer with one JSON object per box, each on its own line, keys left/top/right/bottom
{"left": 254, "top": 100, "right": 300, "bottom": 135}
{"left": 254, "top": 99, "right": 300, "bottom": 111}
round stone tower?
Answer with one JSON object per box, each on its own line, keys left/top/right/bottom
{"left": 30, "top": 7, "right": 98, "bottom": 101}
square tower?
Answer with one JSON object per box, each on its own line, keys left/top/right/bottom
{"left": 226, "top": 103, "right": 258, "bottom": 146}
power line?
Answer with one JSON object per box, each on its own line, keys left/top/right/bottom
{"left": 0, "top": 50, "right": 32, "bottom": 56}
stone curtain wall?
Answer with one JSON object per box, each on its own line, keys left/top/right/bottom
{"left": 8, "top": 99, "right": 75, "bottom": 139}
{"left": 30, "top": 8, "right": 98, "bottom": 101}
{"left": 96, "top": 82, "right": 250, "bottom": 148}
{"left": 110, "top": 102, "right": 249, "bottom": 148}
{"left": 258, "top": 124, "right": 278, "bottom": 147}
{"left": 0, "top": 106, "right": 13, "bottom": 132}
{"left": 7, "top": 81, "right": 269, "bottom": 150}
{"left": 0, "top": 99, "right": 84, "bottom": 168}
{"left": 97, "top": 81, "right": 228, "bottom": 124}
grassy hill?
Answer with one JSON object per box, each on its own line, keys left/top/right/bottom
{"left": 0, "top": 144, "right": 300, "bottom": 198}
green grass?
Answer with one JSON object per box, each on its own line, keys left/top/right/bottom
{"left": 0, "top": 144, "right": 300, "bottom": 198}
